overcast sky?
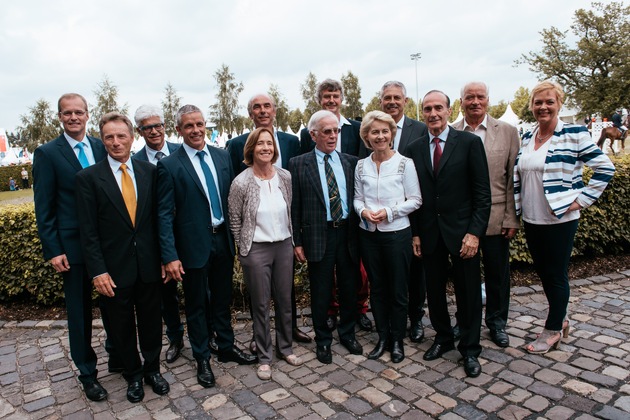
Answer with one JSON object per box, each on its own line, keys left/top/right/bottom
{"left": 0, "top": 0, "right": 596, "bottom": 133}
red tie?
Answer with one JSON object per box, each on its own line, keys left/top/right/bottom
{"left": 433, "top": 138, "right": 442, "bottom": 177}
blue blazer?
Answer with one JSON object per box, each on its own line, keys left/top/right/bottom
{"left": 157, "top": 145, "right": 235, "bottom": 269}
{"left": 299, "top": 119, "right": 362, "bottom": 156}
{"left": 132, "top": 141, "right": 181, "bottom": 162}
{"left": 228, "top": 131, "right": 300, "bottom": 176}
{"left": 33, "top": 134, "right": 107, "bottom": 263}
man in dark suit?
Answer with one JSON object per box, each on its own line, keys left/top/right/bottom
{"left": 132, "top": 105, "right": 184, "bottom": 363}
{"left": 299, "top": 79, "right": 371, "bottom": 332}
{"left": 76, "top": 112, "right": 169, "bottom": 403}
{"left": 227, "top": 93, "right": 310, "bottom": 347}
{"left": 380, "top": 80, "right": 429, "bottom": 343}
{"left": 453, "top": 82, "right": 520, "bottom": 348}
{"left": 289, "top": 110, "right": 363, "bottom": 364}
{"left": 408, "top": 90, "right": 491, "bottom": 378}
{"left": 157, "top": 105, "right": 256, "bottom": 388}
{"left": 33, "top": 93, "right": 110, "bottom": 401}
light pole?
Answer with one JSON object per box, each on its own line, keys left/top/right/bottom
{"left": 410, "top": 53, "right": 421, "bottom": 119}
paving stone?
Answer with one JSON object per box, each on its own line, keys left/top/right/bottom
{"left": 527, "top": 381, "right": 564, "bottom": 400}
{"left": 379, "top": 399, "right": 409, "bottom": 417}
{"left": 544, "top": 405, "right": 575, "bottom": 419}
{"left": 595, "top": 405, "right": 630, "bottom": 420}
{"left": 311, "top": 401, "right": 335, "bottom": 418}
{"left": 321, "top": 388, "right": 349, "bottom": 404}
{"left": 476, "top": 394, "right": 506, "bottom": 412}
{"left": 560, "top": 395, "right": 598, "bottom": 413}
{"left": 613, "top": 396, "right": 630, "bottom": 413}
{"left": 522, "top": 395, "right": 549, "bottom": 412}
{"left": 497, "top": 370, "right": 534, "bottom": 388}
{"left": 497, "top": 404, "right": 532, "bottom": 420}
{"left": 22, "top": 396, "right": 54, "bottom": 412}
{"left": 357, "top": 387, "right": 390, "bottom": 406}
{"left": 414, "top": 397, "right": 444, "bottom": 416}
{"left": 571, "top": 357, "right": 603, "bottom": 371}
{"left": 579, "top": 370, "right": 619, "bottom": 387}
{"left": 452, "top": 403, "right": 486, "bottom": 420}
{"left": 602, "top": 365, "right": 630, "bottom": 380}
{"left": 341, "top": 397, "right": 372, "bottom": 416}
{"left": 563, "top": 379, "right": 598, "bottom": 395}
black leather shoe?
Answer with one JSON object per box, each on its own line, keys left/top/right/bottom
{"left": 208, "top": 336, "right": 219, "bottom": 355}
{"left": 423, "top": 342, "right": 455, "bottom": 361}
{"left": 340, "top": 338, "right": 363, "bottom": 355}
{"left": 144, "top": 373, "right": 169, "bottom": 395}
{"left": 293, "top": 328, "right": 312, "bottom": 343}
{"left": 358, "top": 314, "right": 373, "bottom": 332}
{"left": 409, "top": 320, "right": 424, "bottom": 343}
{"left": 218, "top": 346, "right": 258, "bottom": 365}
{"left": 490, "top": 329, "right": 510, "bottom": 348}
{"left": 326, "top": 315, "right": 337, "bottom": 331}
{"left": 452, "top": 324, "right": 461, "bottom": 341}
{"left": 367, "top": 340, "right": 388, "bottom": 360}
{"left": 83, "top": 380, "right": 107, "bottom": 402}
{"left": 391, "top": 340, "right": 405, "bottom": 363}
{"left": 316, "top": 345, "right": 332, "bottom": 364}
{"left": 463, "top": 356, "right": 482, "bottom": 378}
{"left": 165, "top": 339, "right": 184, "bottom": 363}
{"left": 126, "top": 380, "right": 144, "bottom": 403}
{"left": 197, "top": 359, "right": 215, "bottom": 388}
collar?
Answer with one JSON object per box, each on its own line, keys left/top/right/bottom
{"left": 463, "top": 115, "right": 488, "bottom": 131}
{"left": 183, "top": 142, "right": 210, "bottom": 159}
{"left": 108, "top": 155, "right": 133, "bottom": 173}
{"left": 429, "top": 126, "right": 450, "bottom": 142}
{"left": 314, "top": 147, "right": 339, "bottom": 163}
{"left": 64, "top": 132, "right": 89, "bottom": 148}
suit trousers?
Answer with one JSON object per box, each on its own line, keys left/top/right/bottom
{"left": 480, "top": 234, "right": 511, "bottom": 330}
{"left": 424, "top": 235, "right": 483, "bottom": 357}
{"left": 161, "top": 280, "right": 183, "bottom": 343}
{"left": 308, "top": 224, "right": 358, "bottom": 346}
{"left": 182, "top": 226, "right": 235, "bottom": 361}
{"left": 62, "top": 264, "right": 98, "bottom": 384}
{"left": 360, "top": 227, "right": 411, "bottom": 342}
{"left": 240, "top": 239, "right": 293, "bottom": 364}
{"left": 524, "top": 220, "right": 578, "bottom": 331}
{"left": 408, "top": 257, "right": 426, "bottom": 323}
{"left": 100, "top": 279, "right": 162, "bottom": 383}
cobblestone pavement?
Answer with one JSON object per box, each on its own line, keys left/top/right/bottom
{"left": 1, "top": 272, "right": 630, "bottom": 419}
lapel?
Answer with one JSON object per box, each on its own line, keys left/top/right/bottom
{"left": 88, "top": 136, "right": 106, "bottom": 162}
{"left": 207, "top": 147, "right": 229, "bottom": 200}
{"left": 176, "top": 147, "right": 206, "bottom": 198}
{"left": 56, "top": 135, "right": 83, "bottom": 172}
{"left": 96, "top": 160, "right": 135, "bottom": 227}
{"left": 419, "top": 136, "right": 434, "bottom": 178}
{"left": 339, "top": 124, "right": 350, "bottom": 153}
{"left": 277, "top": 132, "right": 289, "bottom": 168}
{"left": 305, "top": 151, "right": 326, "bottom": 207}
{"left": 484, "top": 115, "right": 499, "bottom": 152}
{"left": 339, "top": 153, "right": 353, "bottom": 206}
{"left": 436, "top": 128, "right": 459, "bottom": 177}
{"left": 133, "top": 161, "right": 150, "bottom": 225}
{"left": 399, "top": 118, "right": 412, "bottom": 152}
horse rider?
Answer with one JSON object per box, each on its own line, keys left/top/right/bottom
{"left": 612, "top": 109, "right": 627, "bottom": 136}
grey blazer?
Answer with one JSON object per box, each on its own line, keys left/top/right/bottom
{"left": 227, "top": 167, "right": 293, "bottom": 256}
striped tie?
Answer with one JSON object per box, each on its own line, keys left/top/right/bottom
{"left": 324, "top": 154, "right": 342, "bottom": 222}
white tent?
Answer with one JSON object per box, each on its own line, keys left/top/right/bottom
{"left": 498, "top": 103, "right": 519, "bottom": 127}
{"left": 452, "top": 110, "right": 463, "bottom": 124}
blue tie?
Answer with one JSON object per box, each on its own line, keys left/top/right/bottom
{"left": 75, "top": 142, "right": 90, "bottom": 168}
{"left": 196, "top": 151, "right": 223, "bottom": 220}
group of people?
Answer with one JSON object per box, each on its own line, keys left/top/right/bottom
{"left": 32, "top": 77, "right": 615, "bottom": 404}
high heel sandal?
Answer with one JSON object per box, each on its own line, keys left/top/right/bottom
{"left": 561, "top": 319, "right": 570, "bottom": 338}
{"left": 525, "top": 328, "right": 562, "bottom": 354}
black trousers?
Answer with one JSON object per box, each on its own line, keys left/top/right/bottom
{"left": 424, "top": 235, "right": 482, "bottom": 357}
{"left": 307, "top": 224, "right": 358, "bottom": 346}
{"left": 161, "top": 279, "right": 183, "bottom": 343}
{"left": 480, "top": 234, "right": 511, "bottom": 331}
{"left": 360, "top": 227, "right": 411, "bottom": 342}
{"left": 100, "top": 279, "right": 162, "bottom": 383}
{"left": 408, "top": 257, "right": 426, "bottom": 324}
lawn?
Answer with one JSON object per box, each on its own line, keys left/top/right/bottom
{"left": 0, "top": 189, "right": 34, "bottom": 206}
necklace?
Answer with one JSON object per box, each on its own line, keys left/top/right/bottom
{"left": 536, "top": 130, "right": 553, "bottom": 143}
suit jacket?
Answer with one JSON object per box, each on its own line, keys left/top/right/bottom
{"left": 397, "top": 117, "right": 428, "bottom": 156}
{"left": 299, "top": 119, "right": 362, "bottom": 156}
{"left": 289, "top": 150, "right": 359, "bottom": 263}
{"left": 132, "top": 141, "right": 180, "bottom": 163}
{"left": 157, "top": 145, "right": 235, "bottom": 269}
{"left": 33, "top": 134, "right": 107, "bottom": 263}
{"left": 407, "top": 128, "right": 491, "bottom": 256}
{"left": 228, "top": 131, "right": 300, "bottom": 176}
{"left": 452, "top": 115, "right": 519, "bottom": 236}
{"left": 75, "top": 159, "right": 161, "bottom": 288}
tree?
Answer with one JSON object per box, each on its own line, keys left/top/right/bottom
{"left": 488, "top": 100, "right": 507, "bottom": 119}
{"left": 517, "top": 1, "right": 630, "bottom": 117}
{"left": 341, "top": 71, "right": 363, "bottom": 119}
{"left": 162, "top": 82, "right": 182, "bottom": 137}
{"left": 268, "top": 84, "right": 290, "bottom": 131}
{"left": 448, "top": 99, "right": 462, "bottom": 123}
{"left": 16, "top": 99, "right": 61, "bottom": 150}
{"left": 300, "top": 72, "right": 319, "bottom": 123}
{"left": 88, "top": 75, "right": 128, "bottom": 137}
{"left": 208, "top": 64, "right": 244, "bottom": 135}
{"left": 365, "top": 93, "right": 380, "bottom": 113}
{"left": 512, "top": 86, "right": 535, "bottom": 123}
{"left": 288, "top": 108, "right": 304, "bottom": 134}
{"left": 404, "top": 98, "right": 419, "bottom": 121}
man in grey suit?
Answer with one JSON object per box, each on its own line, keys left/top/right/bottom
{"left": 132, "top": 105, "right": 183, "bottom": 363}
{"left": 380, "top": 81, "right": 428, "bottom": 343}
{"left": 452, "top": 82, "right": 520, "bottom": 348}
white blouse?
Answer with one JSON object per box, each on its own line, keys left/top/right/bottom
{"left": 253, "top": 173, "right": 292, "bottom": 243}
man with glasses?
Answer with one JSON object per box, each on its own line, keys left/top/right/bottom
{"left": 289, "top": 110, "right": 363, "bottom": 364}
{"left": 132, "top": 105, "right": 184, "bottom": 363}
{"left": 33, "top": 93, "right": 110, "bottom": 401}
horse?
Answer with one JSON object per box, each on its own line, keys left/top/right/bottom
{"left": 597, "top": 127, "right": 627, "bottom": 154}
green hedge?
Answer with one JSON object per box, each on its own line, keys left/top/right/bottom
{"left": 1, "top": 155, "right": 628, "bottom": 306}
{"left": 0, "top": 164, "right": 32, "bottom": 192}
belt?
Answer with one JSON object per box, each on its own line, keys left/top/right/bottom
{"left": 327, "top": 219, "right": 348, "bottom": 228}
{"left": 210, "top": 224, "right": 225, "bottom": 234}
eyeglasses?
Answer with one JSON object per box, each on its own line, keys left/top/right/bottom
{"left": 60, "top": 110, "right": 86, "bottom": 117}
{"left": 314, "top": 128, "right": 340, "bottom": 136}
{"left": 139, "top": 123, "right": 164, "bottom": 132}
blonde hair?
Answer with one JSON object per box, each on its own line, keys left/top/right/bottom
{"left": 529, "top": 80, "right": 565, "bottom": 110}
{"left": 359, "top": 110, "right": 397, "bottom": 150}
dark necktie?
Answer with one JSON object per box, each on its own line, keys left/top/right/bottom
{"left": 433, "top": 138, "right": 442, "bottom": 177}
{"left": 155, "top": 151, "right": 166, "bottom": 161}
{"left": 196, "top": 151, "right": 223, "bottom": 220}
{"left": 324, "top": 154, "right": 342, "bottom": 222}
{"left": 75, "top": 142, "right": 90, "bottom": 168}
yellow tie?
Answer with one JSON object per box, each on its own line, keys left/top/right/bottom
{"left": 120, "top": 164, "right": 136, "bottom": 226}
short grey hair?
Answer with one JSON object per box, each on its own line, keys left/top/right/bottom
{"left": 247, "top": 93, "right": 276, "bottom": 114}
{"left": 134, "top": 104, "right": 164, "bottom": 126}
{"left": 460, "top": 81, "right": 489, "bottom": 99}
{"left": 379, "top": 81, "right": 407, "bottom": 100}
{"left": 308, "top": 110, "right": 338, "bottom": 132}
{"left": 176, "top": 104, "right": 203, "bottom": 126}
{"left": 317, "top": 79, "right": 344, "bottom": 102}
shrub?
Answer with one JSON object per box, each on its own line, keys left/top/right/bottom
{"left": 0, "top": 164, "right": 32, "bottom": 191}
